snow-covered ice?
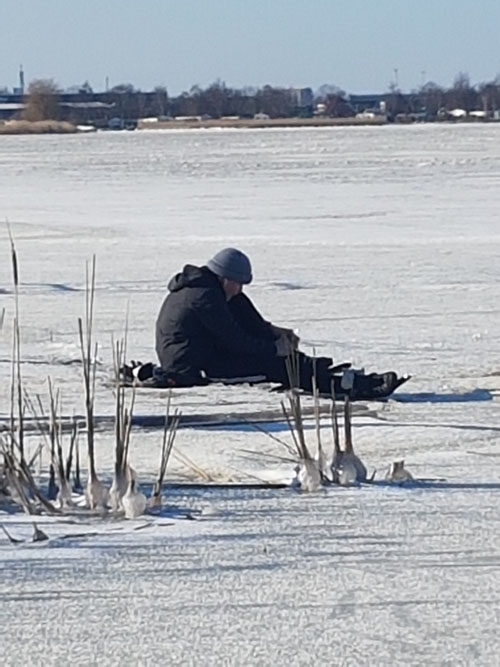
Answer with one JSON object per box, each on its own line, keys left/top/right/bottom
{"left": 2, "top": 124, "right": 500, "bottom": 665}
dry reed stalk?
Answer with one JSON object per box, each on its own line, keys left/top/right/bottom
{"left": 77, "top": 257, "right": 108, "bottom": 509}
{"left": 1, "top": 445, "right": 60, "bottom": 515}
{"left": 65, "top": 418, "right": 79, "bottom": 484}
{"left": 7, "top": 225, "right": 23, "bottom": 457}
{"left": 282, "top": 352, "right": 313, "bottom": 459}
{"left": 238, "top": 416, "right": 296, "bottom": 457}
{"left": 285, "top": 391, "right": 312, "bottom": 461}
{"left": 1, "top": 448, "right": 35, "bottom": 514}
{"left": 19, "top": 457, "right": 61, "bottom": 514}
{"left": 23, "top": 389, "right": 54, "bottom": 492}
{"left": 24, "top": 390, "right": 50, "bottom": 448}
{"left": 78, "top": 256, "right": 97, "bottom": 479}
{"left": 1, "top": 524, "right": 23, "bottom": 544}
{"left": 9, "top": 322, "right": 16, "bottom": 452}
{"left": 151, "top": 395, "right": 181, "bottom": 505}
{"left": 330, "top": 381, "right": 340, "bottom": 452}
{"left": 278, "top": 398, "right": 297, "bottom": 447}
{"left": 47, "top": 379, "right": 74, "bottom": 506}
{"left": 27, "top": 443, "right": 43, "bottom": 469}
{"left": 224, "top": 464, "right": 274, "bottom": 485}
{"left": 237, "top": 448, "right": 296, "bottom": 464}
{"left": 343, "top": 396, "right": 353, "bottom": 455}
{"left": 27, "top": 389, "right": 61, "bottom": 494}
{"left": 330, "top": 381, "right": 341, "bottom": 483}
{"left": 329, "top": 394, "right": 369, "bottom": 485}
{"left": 172, "top": 448, "right": 215, "bottom": 483}
{"left": 280, "top": 392, "right": 322, "bottom": 491}
{"left": 280, "top": 353, "right": 324, "bottom": 491}
{"left": 284, "top": 353, "right": 300, "bottom": 391}
{"left": 0, "top": 120, "right": 76, "bottom": 135}
{"left": 122, "top": 390, "right": 135, "bottom": 473}
{"left": 1, "top": 228, "right": 61, "bottom": 515}
{"left": 73, "top": 420, "right": 82, "bottom": 491}
{"left": 2, "top": 228, "right": 44, "bottom": 510}
{"left": 47, "top": 380, "right": 60, "bottom": 499}
{"left": 311, "top": 360, "right": 326, "bottom": 478}
{"left": 110, "top": 328, "right": 137, "bottom": 511}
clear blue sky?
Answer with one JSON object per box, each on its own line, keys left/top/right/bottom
{"left": 1, "top": 0, "right": 499, "bottom": 94}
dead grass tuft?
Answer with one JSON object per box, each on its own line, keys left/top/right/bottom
{"left": 0, "top": 120, "right": 76, "bottom": 135}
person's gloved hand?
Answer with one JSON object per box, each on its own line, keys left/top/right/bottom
{"left": 275, "top": 333, "right": 295, "bottom": 357}
{"left": 272, "top": 325, "right": 300, "bottom": 350}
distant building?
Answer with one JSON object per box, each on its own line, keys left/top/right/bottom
{"left": 287, "top": 88, "right": 314, "bottom": 116}
{"left": 291, "top": 87, "right": 314, "bottom": 109}
{"left": 348, "top": 94, "right": 388, "bottom": 114}
{"left": 0, "top": 102, "right": 24, "bottom": 119}
{"left": 12, "top": 65, "right": 24, "bottom": 96}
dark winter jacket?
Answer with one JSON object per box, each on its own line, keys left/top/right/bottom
{"left": 155, "top": 265, "right": 277, "bottom": 381}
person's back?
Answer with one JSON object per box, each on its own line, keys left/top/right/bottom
{"left": 155, "top": 264, "right": 224, "bottom": 382}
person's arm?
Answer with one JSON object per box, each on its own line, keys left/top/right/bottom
{"left": 195, "top": 291, "right": 278, "bottom": 357}
{"left": 228, "top": 293, "right": 275, "bottom": 340}
{"left": 229, "top": 293, "right": 300, "bottom": 349}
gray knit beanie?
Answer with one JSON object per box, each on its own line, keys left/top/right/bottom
{"left": 206, "top": 248, "right": 253, "bottom": 284}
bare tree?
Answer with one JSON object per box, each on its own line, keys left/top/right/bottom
{"left": 478, "top": 80, "right": 500, "bottom": 116}
{"left": 255, "top": 85, "right": 295, "bottom": 118}
{"left": 323, "top": 93, "right": 353, "bottom": 117}
{"left": 200, "top": 80, "right": 229, "bottom": 118}
{"left": 316, "top": 83, "right": 346, "bottom": 100}
{"left": 79, "top": 80, "right": 93, "bottom": 95}
{"left": 109, "top": 83, "right": 139, "bottom": 120}
{"left": 446, "top": 72, "right": 478, "bottom": 111}
{"left": 153, "top": 86, "right": 169, "bottom": 117}
{"left": 231, "top": 90, "right": 256, "bottom": 118}
{"left": 21, "top": 79, "right": 60, "bottom": 121}
{"left": 386, "top": 82, "right": 409, "bottom": 118}
{"left": 175, "top": 86, "right": 202, "bottom": 116}
{"left": 419, "top": 82, "right": 445, "bottom": 117}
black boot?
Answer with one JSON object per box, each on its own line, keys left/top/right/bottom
{"left": 346, "top": 371, "right": 410, "bottom": 400}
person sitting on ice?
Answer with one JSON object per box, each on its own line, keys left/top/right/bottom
{"left": 125, "top": 248, "right": 408, "bottom": 400}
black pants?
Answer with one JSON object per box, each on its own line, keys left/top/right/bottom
{"left": 202, "top": 350, "right": 338, "bottom": 395}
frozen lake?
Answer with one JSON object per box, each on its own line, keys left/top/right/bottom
{"left": 2, "top": 124, "right": 500, "bottom": 665}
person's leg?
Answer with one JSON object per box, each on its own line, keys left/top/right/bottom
{"left": 265, "top": 353, "right": 335, "bottom": 393}
{"left": 203, "top": 353, "right": 272, "bottom": 380}
{"left": 202, "top": 350, "right": 407, "bottom": 399}
{"left": 255, "top": 353, "right": 403, "bottom": 400}
{"left": 203, "top": 350, "right": 334, "bottom": 391}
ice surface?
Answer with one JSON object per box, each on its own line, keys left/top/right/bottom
{"left": 2, "top": 124, "right": 500, "bottom": 665}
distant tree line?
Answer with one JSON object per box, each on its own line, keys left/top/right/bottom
{"left": 16, "top": 73, "right": 500, "bottom": 124}
{"left": 385, "top": 72, "right": 500, "bottom": 118}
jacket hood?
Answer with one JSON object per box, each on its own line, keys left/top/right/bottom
{"left": 168, "top": 264, "right": 220, "bottom": 292}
